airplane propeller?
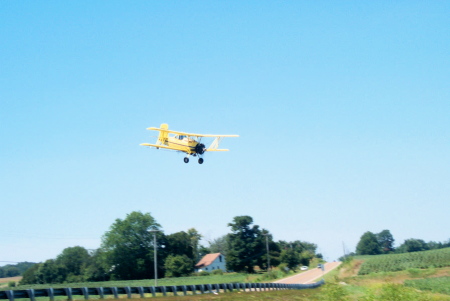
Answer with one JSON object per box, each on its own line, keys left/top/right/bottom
{"left": 195, "top": 143, "right": 206, "bottom": 155}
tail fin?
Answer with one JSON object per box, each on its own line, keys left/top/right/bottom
{"left": 158, "top": 123, "right": 169, "bottom": 145}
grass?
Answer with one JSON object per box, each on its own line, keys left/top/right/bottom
{"left": 1, "top": 269, "right": 304, "bottom": 291}
{"left": 405, "top": 276, "right": 450, "bottom": 295}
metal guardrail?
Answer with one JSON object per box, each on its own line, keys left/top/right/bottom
{"left": 0, "top": 280, "right": 325, "bottom": 300}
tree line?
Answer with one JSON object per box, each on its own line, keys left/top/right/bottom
{"left": 351, "top": 229, "right": 450, "bottom": 256}
{"left": 20, "top": 212, "right": 320, "bottom": 284}
{"left": 0, "top": 262, "right": 35, "bottom": 278}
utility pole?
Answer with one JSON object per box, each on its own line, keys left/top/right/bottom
{"left": 342, "top": 242, "right": 347, "bottom": 260}
{"left": 263, "top": 232, "right": 270, "bottom": 271}
{"left": 149, "top": 230, "right": 160, "bottom": 286}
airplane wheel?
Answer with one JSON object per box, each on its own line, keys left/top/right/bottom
{"left": 184, "top": 157, "right": 189, "bottom": 163}
{"left": 198, "top": 158, "right": 204, "bottom": 164}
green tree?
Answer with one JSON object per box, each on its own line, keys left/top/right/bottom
{"left": 34, "top": 259, "right": 66, "bottom": 284}
{"left": 397, "top": 238, "right": 428, "bottom": 253}
{"left": 20, "top": 264, "right": 40, "bottom": 285}
{"left": 356, "top": 231, "right": 381, "bottom": 255}
{"left": 376, "top": 229, "right": 395, "bottom": 254}
{"left": 257, "top": 231, "right": 280, "bottom": 270}
{"left": 3, "top": 266, "right": 20, "bottom": 277}
{"left": 83, "top": 249, "right": 110, "bottom": 282}
{"left": 198, "top": 245, "right": 211, "bottom": 259}
{"left": 166, "top": 231, "right": 194, "bottom": 260}
{"left": 101, "top": 211, "right": 162, "bottom": 280}
{"left": 164, "top": 255, "right": 193, "bottom": 277}
{"left": 55, "top": 246, "right": 90, "bottom": 282}
{"left": 299, "top": 250, "right": 315, "bottom": 266}
{"left": 226, "top": 216, "right": 265, "bottom": 273}
{"left": 208, "top": 235, "right": 230, "bottom": 257}
{"left": 187, "top": 228, "right": 202, "bottom": 263}
{"left": 280, "top": 248, "right": 301, "bottom": 270}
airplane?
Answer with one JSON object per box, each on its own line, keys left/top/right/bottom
{"left": 140, "top": 123, "right": 238, "bottom": 164}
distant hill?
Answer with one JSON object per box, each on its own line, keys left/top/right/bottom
{"left": 0, "top": 262, "right": 36, "bottom": 278}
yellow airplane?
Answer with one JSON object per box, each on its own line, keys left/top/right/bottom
{"left": 140, "top": 124, "right": 239, "bottom": 164}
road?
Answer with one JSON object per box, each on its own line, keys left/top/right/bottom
{"left": 274, "top": 262, "right": 341, "bottom": 284}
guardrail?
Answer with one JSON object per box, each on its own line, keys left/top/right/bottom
{"left": 0, "top": 280, "right": 325, "bottom": 300}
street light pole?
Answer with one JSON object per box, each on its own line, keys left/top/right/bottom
{"left": 149, "top": 230, "right": 160, "bottom": 286}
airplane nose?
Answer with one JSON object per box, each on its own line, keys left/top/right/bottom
{"left": 195, "top": 143, "right": 206, "bottom": 154}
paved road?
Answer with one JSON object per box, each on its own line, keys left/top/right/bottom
{"left": 274, "top": 262, "right": 341, "bottom": 284}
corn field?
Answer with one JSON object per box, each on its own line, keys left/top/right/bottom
{"left": 358, "top": 248, "right": 450, "bottom": 275}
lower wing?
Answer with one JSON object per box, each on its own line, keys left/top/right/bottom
{"left": 140, "top": 143, "right": 178, "bottom": 151}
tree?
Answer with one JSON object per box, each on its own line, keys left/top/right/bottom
{"left": 280, "top": 248, "right": 300, "bottom": 270}
{"left": 101, "top": 211, "right": 162, "bottom": 280}
{"left": 83, "top": 249, "right": 110, "bottom": 282}
{"left": 55, "top": 246, "right": 90, "bottom": 282}
{"left": 3, "top": 266, "right": 20, "bottom": 277}
{"left": 20, "top": 264, "right": 40, "bottom": 285}
{"left": 164, "top": 255, "right": 194, "bottom": 277}
{"left": 226, "top": 216, "right": 265, "bottom": 273}
{"left": 376, "top": 230, "right": 395, "bottom": 254}
{"left": 34, "top": 259, "right": 66, "bottom": 284}
{"left": 209, "top": 235, "right": 230, "bottom": 257}
{"left": 187, "top": 228, "right": 202, "bottom": 263}
{"left": 257, "top": 231, "right": 280, "bottom": 270}
{"left": 356, "top": 231, "right": 381, "bottom": 255}
{"left": 166, "top": 231, "right": 194, "bottom": 260}
{"left": 397, "top": 238, "right": 428, "bottom": 253}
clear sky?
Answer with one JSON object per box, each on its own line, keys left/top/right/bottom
{"left": 1, "top": 1, "right": 449, "bottom": 264}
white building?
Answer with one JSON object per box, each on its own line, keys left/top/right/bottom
{"left": 194, "top": 253, "right": 226, "bottom": 272}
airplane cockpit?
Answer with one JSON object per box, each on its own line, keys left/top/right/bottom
{"left": 174, "top": 135, "right": 188, "bottom": 141}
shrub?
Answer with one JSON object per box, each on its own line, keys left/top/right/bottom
{"left": 198, "top": 271, "right": 210, "bottom": 276}
{"left": 319, "top": 283, "right": 348, "bottom": 301}
{"left": 211, "top": 269, "right": 223, "bottom": 275}
{"left": 8, "top": 281, "right": 16, "bottom": 288}
{"left": 277, "top": 263, "right": 289, "bottom": 274}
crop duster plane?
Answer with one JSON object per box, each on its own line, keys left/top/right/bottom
{"left": 140, "top": 124, "right": 238, "bottom": 164}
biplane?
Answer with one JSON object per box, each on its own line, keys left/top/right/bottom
{"left": 140, "top": 124, "right": 238, "bottom": 164}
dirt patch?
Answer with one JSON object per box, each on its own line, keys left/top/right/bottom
{"left": 0, "top": 276, "right": 22, "bottom": 284}
{"left": 339, "top": 260, "right": 363, "bottom": 278}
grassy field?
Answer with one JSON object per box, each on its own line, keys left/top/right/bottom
{"left": 405, "top": 276, "right": 450, "bottom": 295}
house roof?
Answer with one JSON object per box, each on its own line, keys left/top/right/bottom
{"left": 195, "top": 253, "right": 222, "bottom": 268}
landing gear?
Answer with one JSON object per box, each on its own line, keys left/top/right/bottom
{"left": 184, "top": 157, "right": 189, "bottom": 163}
{"left": 198, "top": 158, "right": 204, "bottom": 164}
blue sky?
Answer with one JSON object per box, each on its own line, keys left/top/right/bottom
{"left": 1, "top": 1, "right": 449, "bottom": 264}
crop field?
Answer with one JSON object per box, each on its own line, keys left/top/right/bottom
{"left": 358, "top": 247, "right": 450, "bottom": 275}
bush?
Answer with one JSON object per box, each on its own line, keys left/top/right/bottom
{"left": 8, "top": 281, "right": 16, "bottom": 288}
{"left": 198, "top": 271, "right": 210, "bottom": 276}
{"left": 277, "top": 263, "right": 289, "bottom": 274}
{"left": 211, "top": 269, "right": 223, "bottom": 275}
{"left": 319, "top": 283, "right": 348, "bottom": 301}
{"left": 255, "top": 270, "right": 280, "bottom": 282}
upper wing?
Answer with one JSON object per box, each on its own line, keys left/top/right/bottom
{"left": 147, "top": 127, "right": 238, "bottom": 138}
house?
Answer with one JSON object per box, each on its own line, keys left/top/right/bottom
{"left": 194, "top": 253, "right": 226, "bottom": 272}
